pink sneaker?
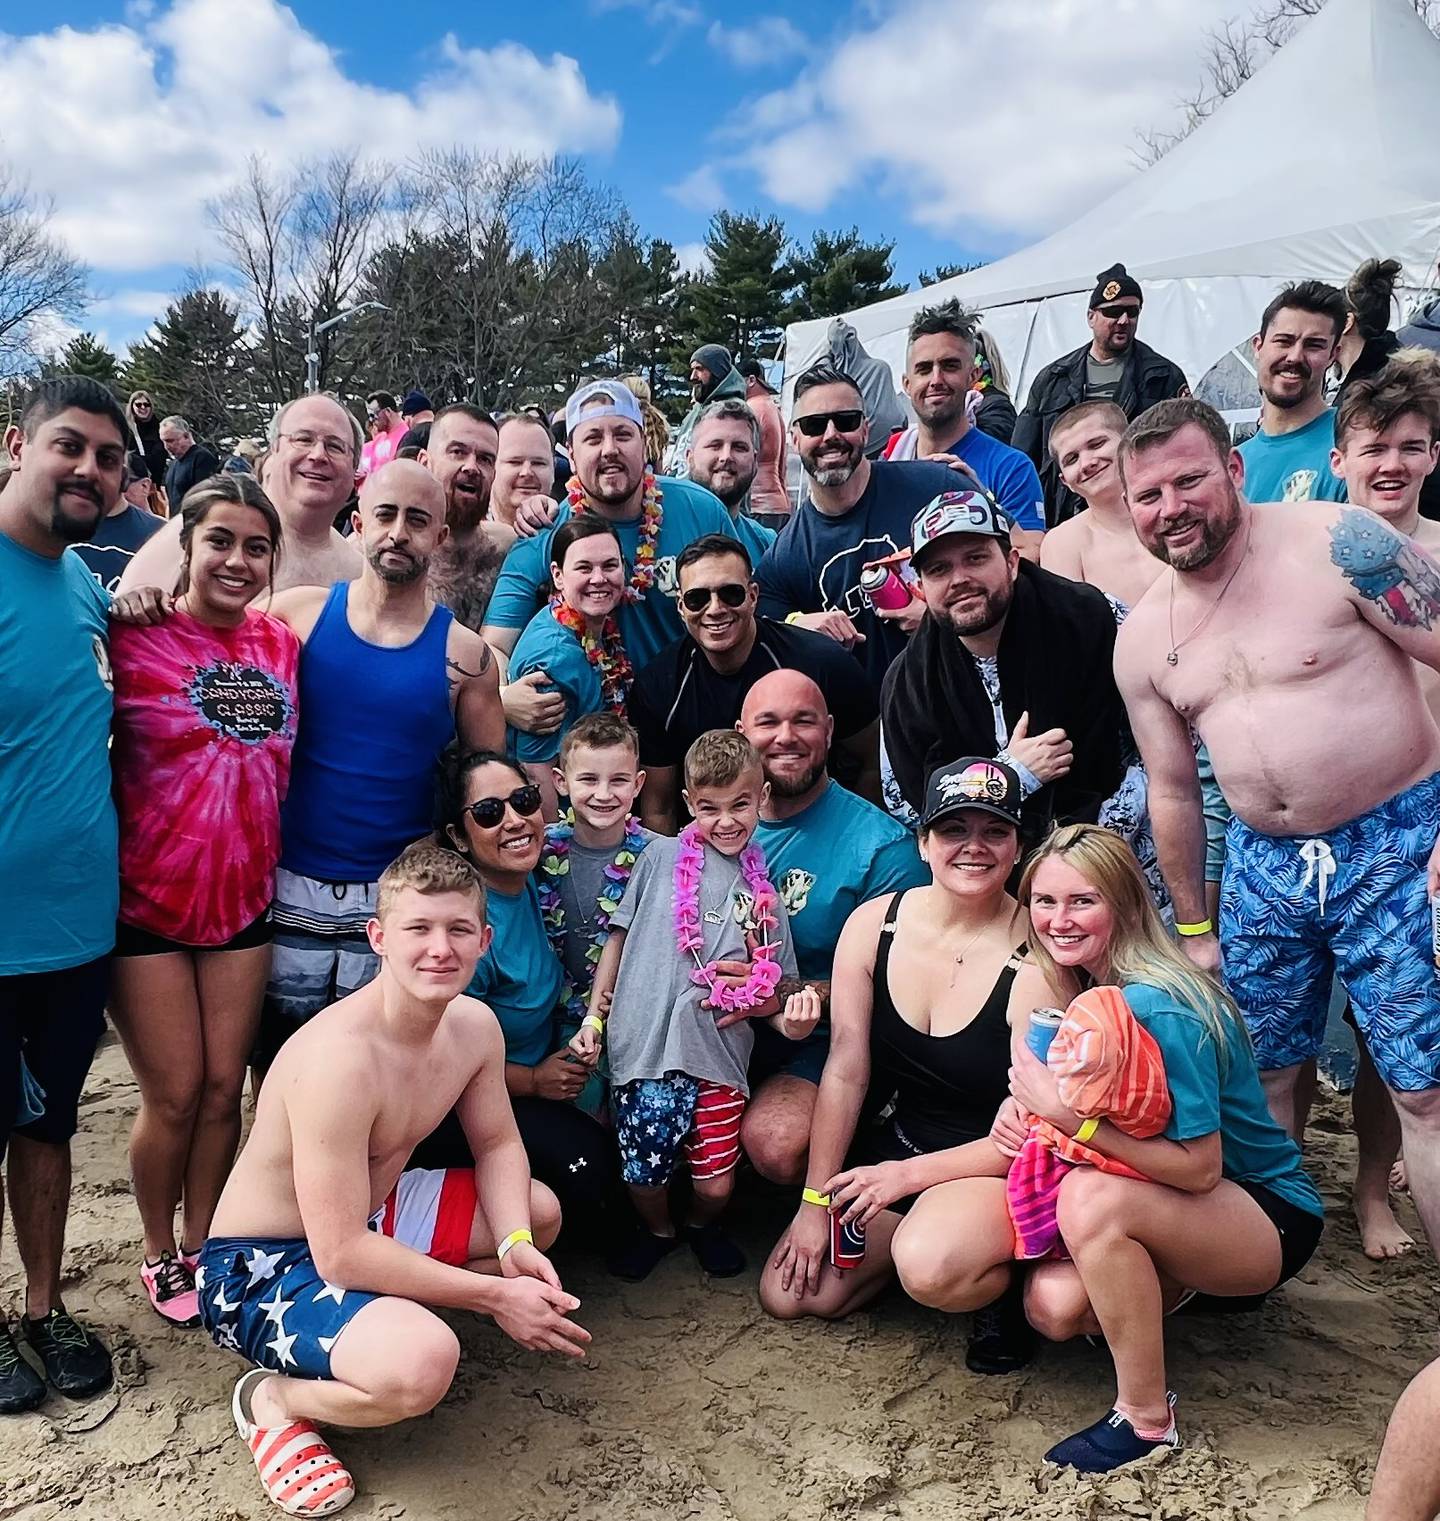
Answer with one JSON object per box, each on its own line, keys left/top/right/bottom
{"left": 140, "top": 1253, "right": 201, "bottom": 1327}
{"left": 180, "top": 1245, "right": 202, "bottom": 1275}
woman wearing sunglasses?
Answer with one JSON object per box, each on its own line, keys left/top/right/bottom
{"left": 428, "top": 750, "right": 622, "bottom": 1241}
{"left": 507, "top": 516, "right": 632, "bottom": 816}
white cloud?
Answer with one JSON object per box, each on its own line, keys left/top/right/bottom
{"left": 667, "top": 164, "right": 725, "bottom": 213}
{"left": 674, "top": 241, "right": 711, "bottom": 277}
{"left": 0, "top": 1, "right": 622, "bottom": 275}
{"left": 591, "top": 0, "right": 702, "bottom": 26}
{"left": 734, "top": 0, "right": 1242, "bottom": 239}
{"left": 707, "top": 17, "right": 809, "bottom": 69}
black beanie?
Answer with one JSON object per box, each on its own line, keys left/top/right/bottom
{"left": 1089, "top": 263, "right": 1143, "bottom": 310}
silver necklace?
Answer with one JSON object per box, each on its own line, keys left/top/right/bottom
{"left": 1165, "top": 524, "right": 1251, "bottom": 666}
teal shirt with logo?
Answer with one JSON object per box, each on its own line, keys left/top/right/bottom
{"left": 1238, "top": 409, "right": 1347, "bottom": 504}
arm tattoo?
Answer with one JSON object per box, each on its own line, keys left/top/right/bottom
{"left": 1329, "top": 506, "right": 1440, "bottom": 630}
{"left": 446, "top": 643, "right": 493, "bottom": 685}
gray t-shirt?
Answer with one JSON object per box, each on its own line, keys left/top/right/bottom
{"left": 556, "top": 830, "right": 656, "bottom": 987}
{"left": 1085, "top": 353, "right": 1126, "bottom": 401}
{"left": 607, "top": 833, "right": 798, "bottom": 1095}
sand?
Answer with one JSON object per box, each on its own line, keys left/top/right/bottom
{"left": 2, "top": 1035, "right": 1433, "bottom": 1521}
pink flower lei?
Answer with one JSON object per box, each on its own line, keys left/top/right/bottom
{"left": 672, "top": 823, "right": 783, "bottom": 1012}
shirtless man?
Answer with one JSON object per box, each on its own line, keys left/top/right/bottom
{"left": 1040, "top": 400, "right": 1162, "bottom": 608}
{"left": 198, "top": 841, "right": 586, "bottom": 1517}
{"left": 1114, "top": 396, "right": 1440, "bottom": 1256}
{"left": 1329, "top": 355, "right": 1440, "bottom": 1258}
{"left": 119, "top": 393, "right": 362, "bottom": 594}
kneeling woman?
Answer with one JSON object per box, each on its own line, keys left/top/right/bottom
{"left": 108, "top": 475, "right": 299, "bottom": 1326}
{"left": 428, "top": 750, "right": 621, "bottom": 1236}
{"left": 760, "top": 758, "right": 1058, "bottom": 1371}
{"left": 917, "top": 824, "right": 1324, "bottom": 1472}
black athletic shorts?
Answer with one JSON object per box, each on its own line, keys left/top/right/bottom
{"left": 1237, "top": 1179, "right": 1324, "bottom": 1286}
{"left": 0, "top": 955, "right": 110, "bottom": 1157}
{"left": 113, "top": 911, "right": 273, "bottom": 958}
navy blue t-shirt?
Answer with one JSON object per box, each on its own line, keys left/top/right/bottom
{"left": 755, "top": 459, "right": 960, "bottom": 695}
{"left": 68, "top": 505, "right": 166, "bottom": 594}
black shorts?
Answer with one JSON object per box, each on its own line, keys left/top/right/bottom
{"left": 1237, "top": 1179, "right": 1324, "bottom": 1286}
{"left": 0, "top": 956, "right": 110, "bottom": 1158}
{"left": 114, "top": 912, "right": 273, "bottom": 958}
{"left": 845, "top": 1116, "right": 986, "bottom": 1218}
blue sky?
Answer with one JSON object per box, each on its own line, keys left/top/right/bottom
{"left": 5, "top": 1, "right": 1234, "bottom": 355}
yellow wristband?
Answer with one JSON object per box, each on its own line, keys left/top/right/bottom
{"left": 496, "top": 1228, "right": 533, "bottom": 1262}
{"left": 581, "top": 1014, "right": 604, "bottom": 1033}
{"left": 801, "top": 1187, "right": 832, "bottom": 1208}
{"left": 1074, "top": 1118, "right": 1100, "bottom": 1144}
{"left": 1175, "top": 919, "right": 1213, "bottom": 937}
{"left": 785, "top": 611, "right": 804, "bottom": 625}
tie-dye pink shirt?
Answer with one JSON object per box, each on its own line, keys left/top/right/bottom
{"left": 110, "top": 608, "right": 300, "bottom": 945}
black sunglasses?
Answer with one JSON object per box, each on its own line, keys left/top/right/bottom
{"left": 681, "top": 583, "right": 749, "bottom": 612}
{"left": 1095, "top": 304, "right": 1139, "bottom": 321}
{"left": 795, "top": 409, "right": 864, "bottom": 438}
{"left": 466, "top": 785, "right": 543, "bottom": 829}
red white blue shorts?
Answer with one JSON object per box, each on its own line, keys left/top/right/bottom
{"left": 612, "top": 1073, "right": 746, "bottom": 1184}
{"left": 369, "top": 1167, "right": 478, "bottom": 1266}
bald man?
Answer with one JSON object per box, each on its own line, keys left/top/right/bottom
{"left": 737, "top": 670, "right": 929, "bottom": 1184}
{"left": 253, "top": 459, "right": 504, "bottom": 1066}
{"left": 119, "top": 392, "right": 363, "bottom": 595}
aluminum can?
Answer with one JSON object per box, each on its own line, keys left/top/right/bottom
{"left": 829, "top": 1210, "right": 866, "bottom": 1270}
{"left": 860, "top": 563, "right": 912, "bottom": 611}
{"left": 1027, "top": 1007, "right": 1066, "bottom": 1062}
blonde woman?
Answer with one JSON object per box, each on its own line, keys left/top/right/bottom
{"left": 887, "top": 824, "right": 1323, "bottom": 1474}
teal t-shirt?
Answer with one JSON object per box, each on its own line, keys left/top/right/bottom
{"left": 485, "top": 477, "right": 735, "bottom": 668}
{"left": 0, "top": 531, "right": 118, "bottom": 973}
{"left": 506, "top": 610, "right": 601, "bottom": 764}
{"left": 1125, "top": 982, "right": 1323, "bottom": 1217}
{"left": 730, "top": 511, "right": 777, "bottom": 567}
{"left": 466, "top": 878, "right": 564, "bottom": 1067}
{"left": 1237, "top": 409, "right": 1347, "bottom": 504}
{"left": 753, "top": 779, "right": 930, "bottom": 983}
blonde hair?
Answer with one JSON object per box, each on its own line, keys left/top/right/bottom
{"left": 376, "top": 839, "right": 486, "bottom": 922}
{"left": 1019, "top": 824, "right": 1247, "bottom": 1067}
{"left": 684, "top": 729, "right": 762, "bottom": 791}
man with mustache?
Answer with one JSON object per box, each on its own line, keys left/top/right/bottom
{"left": 1238, "top": 280, "right": 1350, "bottom": 504}
{"left": 0, "top": 376, "right": 128, "bottom": 1412}
{"left": 1114, "top": 396, "right": 1440, "bottom": 1264}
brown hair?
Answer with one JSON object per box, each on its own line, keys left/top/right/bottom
{"left": 559, "top": 712, "right": 640, "bottom": 768}
{"left": 376, "top": 839, "right": 486, "bottom": 922}
{"left": 177, "top": 473, "right": 283, "bottom": 596}
{"left": 1335, "top": 349, "right": 1440, "bottom": 449}
{"left": 1050, "top": 399, "right": 1129, "bottom": 456}
{"left": 1117, "top": 397, "right": 1232, "bottom": 483}
{"left": 684, "top": 729, "right": 763, "bottom": 791}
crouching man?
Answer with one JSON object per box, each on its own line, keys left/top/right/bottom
{"left": 197, "top": 840, "right": 589, "bottom": 1517}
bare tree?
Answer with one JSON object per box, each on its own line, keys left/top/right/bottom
{"left": 210, "top": 151, "right": 391, "bottom": 406}
{"left": 0, "top": 167, "right": 88, "bottom": 379}
{"left": 1138, "top": 0, "right": 1440, "bottom": 162}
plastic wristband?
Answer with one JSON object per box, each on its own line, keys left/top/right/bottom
{"left": 1175, "top": 919, "right": 1213, "bottom": 937}
{"left": 801, "top": 1187, "right": 832, "bottom": 1208}
{"left": 1074, "top": 1118, "right": 1100, "bottom": 1144}
{"left": 785, "top": 611, "right": 804, "bottom": 625}
{"left": 581, "top": 1014, "right": 604, "bottom": 1033}
{"left": 496, "top": 1228, "right": 534, "bottom": 1262}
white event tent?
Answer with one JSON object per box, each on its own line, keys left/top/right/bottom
{"left": 782, "top": 0, "right": 1440, "bottom": 405}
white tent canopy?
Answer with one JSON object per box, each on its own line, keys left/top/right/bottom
{"left": 783, "top": 0, "right": 1440, "bottom": 407}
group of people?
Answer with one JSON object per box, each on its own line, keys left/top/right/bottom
{"left": 4, "top": 252, "right": 1440, "bottom": 1519}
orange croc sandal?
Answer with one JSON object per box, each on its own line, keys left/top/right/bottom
{"left": 232, "top": 1369, "right": 355, "bottom": 1516}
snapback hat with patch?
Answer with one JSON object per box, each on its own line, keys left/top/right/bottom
{"left": 920, "top": 756, "right": 1023, "bottom": 830}
{"left": 910, "top": 489, "right": 1014, "bottom": 567}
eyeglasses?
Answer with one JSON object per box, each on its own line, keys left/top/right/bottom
{"left": 794, "top": 409, "right": 865, "bottom": 439}
{"left": 278, "top": 430, "right": 355, "bottom": 461}
{"left": 680, "top": 583, "right": 749, "bottom": 612}
{"left": 1095, "top": 305, "right": 1139, "bottom": 321}
{"left": 466, "top": 785, "right": 543, "bottom": 829}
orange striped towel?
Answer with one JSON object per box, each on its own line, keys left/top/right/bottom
{"left": 1007, "top": 985, "right": 1171, "bottom": 1259}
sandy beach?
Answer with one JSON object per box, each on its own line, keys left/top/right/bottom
{"left": 2, "top": 1034, "right": 1432, "bottom": 1521}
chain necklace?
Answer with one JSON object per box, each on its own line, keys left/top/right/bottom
{"left": 947, "top": 902, "right": 1008, "bottom": 986}
{"left": 1165, "top": 522, "right": 1251, "bottom": 666}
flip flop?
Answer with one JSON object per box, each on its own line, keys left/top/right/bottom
{"left": 232, "top": 1368, "right": 355, "bottom": 1516}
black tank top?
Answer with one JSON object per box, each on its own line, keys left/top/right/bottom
{"left": 871, "top": 889, "right": 1022, "bottom": 1153}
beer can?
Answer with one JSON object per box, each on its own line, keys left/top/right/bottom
{"left": 860, "top": 563, "right": 913, "bottom": 612}
{"left": 1027, "top": 1007, "right": 1066, "bottom": 1062}
{"left": 829, "top": 1209, "right": 866, "bottom": 1271}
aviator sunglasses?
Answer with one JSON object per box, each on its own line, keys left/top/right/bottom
{"left": 680, "top": 583, "right": 749, "bottom": 613}
{"left": 466, "top": 785, "right": 543, "bottom": 829}
{"left": 794, "top": 409, "right": 864, "bottom": 438}
{"left": 1095, "top": 304, "right": 1139, "bottom": 321}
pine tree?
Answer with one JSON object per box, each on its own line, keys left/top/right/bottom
{"left": 918, "top": 260, "right": 985, "bottom": 287}
{"left": 45, "top": 331, "right": 121, "bottom": 391}
{"left": 782, "top": 228, "right": 906, "bottom": 322}
{"left": 674, "top": 211, "right": 791, "bottom": 364}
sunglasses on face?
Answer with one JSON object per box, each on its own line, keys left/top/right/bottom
{"left": 680, "top": 582, "right": 749, "bottom": 612}
{"left": 794, "top": 409, "right": 864, "bottom": 438}
{"left": 466, "top": 785, "right": 543, "bottom": 829}
{"left": 1095, "top": 305, "right": 1139, "bottom": 321}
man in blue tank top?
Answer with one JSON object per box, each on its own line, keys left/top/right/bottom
{"left": 255, "top": 460, "right": 506, "bottom": 1068}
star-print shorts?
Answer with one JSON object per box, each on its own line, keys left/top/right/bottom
{"left": 198, "top": 1168, "right": 480, "bottom": 1378}
{"left": 612, "top": 1072, "right": 746, "bottom": 1185}
{"left": 1221, "top": 770, "right": 1440, "bottom": 1089}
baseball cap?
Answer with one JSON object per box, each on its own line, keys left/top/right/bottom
{"left": 400, "top": 389, "right": 433, "bottom": 418}
{"left": 564, "top": 379, "right": 644, "bottom": 438}
{"left": 921, "top": 757, "right": 1023, "bottom": 830}
{"left": 910, "top": 489, "right": 1013, "bottom": 566}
